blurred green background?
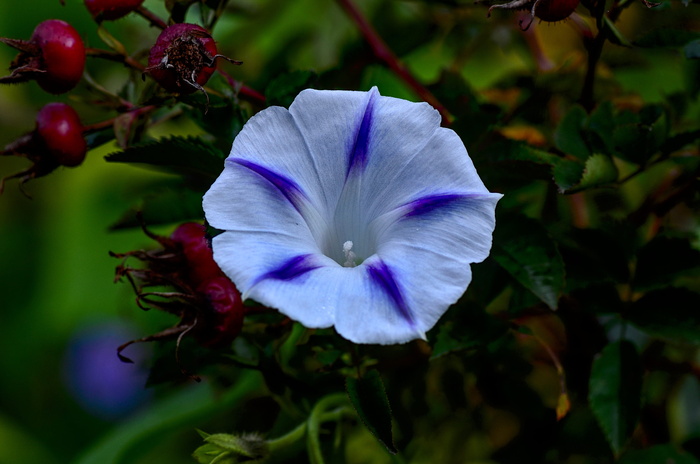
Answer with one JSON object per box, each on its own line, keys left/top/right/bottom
{"left": 0, "top": 0, "right": 698, "bottom": 463}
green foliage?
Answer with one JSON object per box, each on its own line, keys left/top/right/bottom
{"left": 265, "top": 71, "right": 318, "bottom": 108}
{"left": 492, "top": 213, "right": 565, "bottom": 310}
{"left": 589, "top": 341, "right": 643, "bottom": 456}
{"left": 105, "top": 136, "right": 226, "bottom": 180}
{"left": 2, "top": 0, "right": 700, "bottom": 464}
{"left": 346, "top": 370, "right": 396, "bottom": 454}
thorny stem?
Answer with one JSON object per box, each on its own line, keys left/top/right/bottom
{"left": 135, "top": 5, "right": 168, "bottom": 30}
{"left": 82, "top": 105, "right": 157, "bottom": 134}
{"left": 335, "top": 0, "right": 452, "bottom": 125}
{"left": 217, "top": 68, "right": 267, "bottom": 105}
{"left": 86, "top": 47, "right": 146, "bottom": 72}
{"left": 580, "top": 0, "right": 629, "bottom": 110}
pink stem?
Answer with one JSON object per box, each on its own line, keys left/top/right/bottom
{"left": 336, "top": 0, "right": 452, "bottom": 125}
{"left": 136, "top": 6, "right": 168, "bottom": 30}
{"left": 217, "top": 69, "right": 267, "bottom": 105}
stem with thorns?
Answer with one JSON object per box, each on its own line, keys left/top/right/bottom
{"left": 135, "top": 5, "right": 168, "bottom": 30}
{"left": 335, "top": 0, "right": 451, "bottom": 124}
{"left": 580, "top": 0, "right": 627, "bottom": 110}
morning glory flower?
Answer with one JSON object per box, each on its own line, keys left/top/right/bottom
{"left": 203, "top": 87, "right": 502, "bottom": 344}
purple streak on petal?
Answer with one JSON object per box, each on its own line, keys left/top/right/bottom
{"left": 228, "top": 158, "right": 306, "bottom": 214}
{"left": 347, "top": 88, "right": 379, "bottom": 176}
{"left": 257, "top": 254, "right": 320, "bottom": 284}
{"left": 402, "top": 193, "right": 482, "bottom": 218}
{"left": 367, "top": 260, "right": 415, "bottom": 327}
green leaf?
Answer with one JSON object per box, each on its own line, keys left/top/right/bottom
{"left": 619, "top": 444, "right": 700, "bottom": 464}
{"left": 554, "top": 105, "right": 590, "bottom": 160}
{"left": 431, "top": 304, "right": 508, "bottom": 358}
{"left": 626, "top": 288, "right": 700, "bottom": 344}
{"left": 552, "top": 158, "right": 584, "bottom": 193}
{"left": 192, "top": 444, "right": 236, "bottom": 464}
{"left": 492, "top": 214, "right": 565, "bottom": 310}
{"left": 495, "top": 139, "right": 562, "bottom": 166}
{"left": 265, "top": 70, "right": 318, "bottom": 108}
{"left": 184, "top": 98, "right": 248, "bottom": 154}
{"left": 576, "top": 154, "right": 619, "bottom": 190}
{"left": 612, "top": 106, "right": 668, "bottom": 164}
{"left": 110, "top": 186, "right": 205, "bottom": 230}
{"left": 105, "top": 136, "right": 226, "bottom": 180}
{"left": 204, "top": 433, "right": 267, "bottom": 459}
{"left": 635, "top": 28, "right": 700, "bottom": 48}
{"left": 587, "top": 101, "right": 617, "bottom": 155}
{"left": 346, "top": 370, "right": 396, "bottom": 454}
{"left": 603, "top": 16, "right": 633, "bottom": 47}
{"left": 589, "top": 340, "right": 642, "bottom": 456}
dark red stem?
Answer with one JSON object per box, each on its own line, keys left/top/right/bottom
{"left": 217, "top": 69, "right": 267, "bottom": 105}
{"left": 86, "top": 47, "right": 146, "bottom": 72}
{"left": 135, "top": 6, "right": 168, "bottom": 30}
{"left": 580, "top": 0, "right": 625, "bottom": 110}
{"left": 82, "top": 105, "right": 156, "bottom": 134}
{"left": 336, "top": 0, "right": 451, "bottom": 124}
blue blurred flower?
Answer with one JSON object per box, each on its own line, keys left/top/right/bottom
{"left": 204, "top": 87, "right": 502, "bottom": 344}
{"left": 63, "top": 322, "right": 150, "bottom": 420}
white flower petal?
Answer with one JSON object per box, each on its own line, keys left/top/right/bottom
{"left": 361, "top": 126, "right": 492, "bottom": 220}
{"left": 288, "top": 88, "right": 372, "bottom": 213}
{"left": 211, "top": 231, "right": 336, "bottom": 328}
{"left": 204, "top": 87, "right": 503, "bottom": 345}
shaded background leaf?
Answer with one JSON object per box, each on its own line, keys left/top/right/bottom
{"left": 492, "top": 213, "right": 565, "bottom": 310}
{"left": 346, "top": 370, "right": 396, "bottom": 454}
{"left": 589, "top": 340, "right": 643, "bottom": 456}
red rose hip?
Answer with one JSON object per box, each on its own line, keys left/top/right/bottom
{"left": 171, "top": 222, "right": 222, "bottom": 286}
{"left": 147, "top": 24, "right": 218, "bottom": 94}
{"left": 84, "top": 0, "right": 145, "bottom": 21}
{"left": 36, "top": 103, "right": 87, "bottom": 167}
{"left": 196, "top": 276, "right": 245, "bottom": 347}
{"left": 146, "top": 23, "right": 241, "bottom": 95}
{"left": 0, "top": 19, "right": 85, "bottom": 94}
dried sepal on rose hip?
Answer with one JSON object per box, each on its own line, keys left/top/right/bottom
{"left": 0, "top": 19, "right": 85, "bottom": 94}
{"left": 111, "top": 221, "right": 247, "bottom": 377}
{"left": 487, "top": 0, "right": 579, "bottom": 29}
{"left": 84, "top": 0, "right": 145, "bottom": 21}
{"left": 145, "top": 23, "right": 241, "bottom": 100}
{"left": 1, "top": 102, "right": 87, "bottom": 194}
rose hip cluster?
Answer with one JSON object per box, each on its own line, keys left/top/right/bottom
{"left": 112, "top": 222, "right": 247, "bottom": 368}
{"left": 0, "top": 9, "right": 240, "bottom": 193}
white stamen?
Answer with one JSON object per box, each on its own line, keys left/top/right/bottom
{"left": 343, "top": 241, "right": 356, "bottom": 267}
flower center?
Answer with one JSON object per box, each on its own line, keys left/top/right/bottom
{"left": 342, "top": 241, "right": 357, "bottom": 267}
